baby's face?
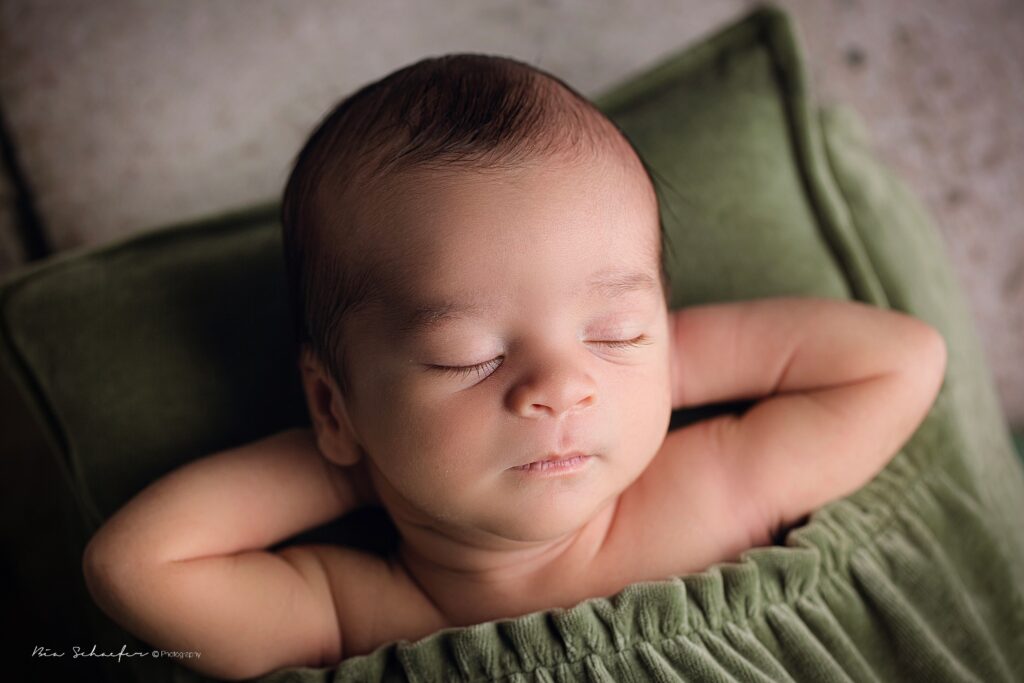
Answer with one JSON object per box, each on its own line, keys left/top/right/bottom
{"left": 340, "top": 151, "right": 672, "bottom": 545}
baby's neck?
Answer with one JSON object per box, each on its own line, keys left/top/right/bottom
{"left": 392, "top": 496, "right": 621, "bottom": 627}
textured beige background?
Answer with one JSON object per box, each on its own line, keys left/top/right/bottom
{"left": 0, "top": 0, "right": 1020, "bottom": 428}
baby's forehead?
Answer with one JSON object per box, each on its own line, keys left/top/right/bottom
{"left": 370, "top": 153, "right": 653, "bottom": 230}
{"left": 361, "top": 170, "right": 653, "bottom": 260}
{"left": 372, "top": 131, "right": 650, "bottom": 197}
{"left": 348, "top": 233, "right": 662, "bottom": 338}
{"left": 338, "top": 146, "right": 660, "bottom": 301}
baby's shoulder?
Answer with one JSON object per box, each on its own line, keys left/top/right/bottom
{"left": 600, "top": 418, "right": 774, "bottom": 577}
{"left": 289, "top": 543, "right": 447, "bottom": 659}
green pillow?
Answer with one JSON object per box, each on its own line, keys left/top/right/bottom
{"left": 3, "top": 5, "right": 1022, "bottom": 682}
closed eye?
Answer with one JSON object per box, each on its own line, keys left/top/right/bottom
{"left": 427, "top": 357, "right": 503, "bottom": 380}
{"left": 426, "top": 335, "right": 652, "bottom": 381}
{"left": 591, "top": 334, "right": 652, "bottom": 350}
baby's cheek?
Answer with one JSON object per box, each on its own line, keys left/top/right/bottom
{"left": 382, "top": 396, "right": 489, "bottom": 476}
{"left": 620, "top": 368, "right": 672, "bottom": 452}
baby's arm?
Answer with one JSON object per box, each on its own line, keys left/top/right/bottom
{"left": 668, "top": 297, "right": 947, "bottom": 539}
{"left": 81, "top": 428, "right": 370, "bottom": 680}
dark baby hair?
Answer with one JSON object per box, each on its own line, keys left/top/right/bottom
{"left": 280, "top": 53, "right": 670, "bottom": 396}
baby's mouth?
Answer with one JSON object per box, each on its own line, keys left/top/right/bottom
{"left": 509, "top": 452, "right": 592, "bottom": 473}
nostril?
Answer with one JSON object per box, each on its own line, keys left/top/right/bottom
{"left": 507, "top": 369, "right": 597, "bottom": 417}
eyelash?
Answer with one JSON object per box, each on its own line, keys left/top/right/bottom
{"left": 428, "top": 335, "right": 652, "bottom": 380}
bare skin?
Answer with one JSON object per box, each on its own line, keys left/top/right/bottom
{"left": 81, "top": 150, "right": 947, "bottom": 680}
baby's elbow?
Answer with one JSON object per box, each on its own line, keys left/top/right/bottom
{"left": 931, "top": 329, "right": 948, "bottom": 384}
{"left": 907, "top": 322, "right": 947, "bottom": 378}
{"left": 82, "top": 533, "right": 128, "bottom": 616}
{"left": 908, "top": 324, "right": 948, "bottom": 410}
{"left": 80, "top": 544, "right": 259, "bottom": 682}
{"left": 81, "top": 530, "right": 156, "bottom": 623}
{"left": 82, "top": 534, "right": 111, "bottom": 597}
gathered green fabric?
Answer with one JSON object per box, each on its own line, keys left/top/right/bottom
{"left": 1, "top": 4, "right": 1021, "bottom": 682}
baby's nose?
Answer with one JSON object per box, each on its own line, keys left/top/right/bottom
{"left": 506, "top": 360, "right": 597, "bottom": 418}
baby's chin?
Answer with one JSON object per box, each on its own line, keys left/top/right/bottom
{"left": 473, "top": 485, "right": 618, "bottom": 544}
{"left": 388, "top": 479, "right": 607, "bottom": 539}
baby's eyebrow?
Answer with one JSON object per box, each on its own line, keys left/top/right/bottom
{"left": 389, "top": 268, "right": 659, "bottom": 336}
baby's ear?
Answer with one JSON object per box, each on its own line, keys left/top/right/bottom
{"left": 297, "top": 348, "right": 363, "bottom": 467}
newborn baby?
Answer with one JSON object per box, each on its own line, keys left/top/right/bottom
{"left": 82, "top": 54, "right": 947, "bottom": 680}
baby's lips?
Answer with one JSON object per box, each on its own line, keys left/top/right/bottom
{"left": 511, "top": 450, "right": 590, "bottom": 469}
